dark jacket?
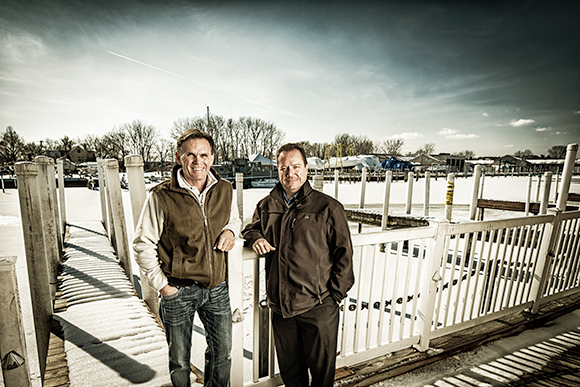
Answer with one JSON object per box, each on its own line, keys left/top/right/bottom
{"left": 152, "top": 165, "right": 233, "bottom": 288}
{"left": 242, "top": 181, "right": 354, "bottom": 318}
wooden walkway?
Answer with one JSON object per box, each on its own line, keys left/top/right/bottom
{"left": 43, "top": 220, "right": 580, "bottom": 387}
{"left": 47, "top": 221, "right": 171, "bottom": 387}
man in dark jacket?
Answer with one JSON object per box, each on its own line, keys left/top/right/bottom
{"left": 242, "top": 143, "right": 354, "bottom": 387}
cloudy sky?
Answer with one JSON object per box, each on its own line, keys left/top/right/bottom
{"left": 1, "top": 0, "right": 579, "bottom": 157}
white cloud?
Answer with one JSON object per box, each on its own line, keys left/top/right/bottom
{"left": 438, "top": 128, "right": 479, "bottom": 139}
{"left": 482, "top": 112, "right": 489, "bottom": 117}
{"left": 535, "top": 127, "right": 550, "bottom": 132}
{"left": 510, "top": 118, "right": 535, "bottom": 127}
{"left": 438, "top": 128, "right": 457, "bottom": 136}
{"left": 504, "top": 144, "right": 514, "bottom": 148}
{"left": 448, "top": 133, "right": 479, "bottom": 139}
{"left": 390, "top": 132, "right": 423, "bottom": 140}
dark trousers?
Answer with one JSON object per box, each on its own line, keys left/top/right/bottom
{"left": 271, "top": 296, "right": 339, "bottom": 387}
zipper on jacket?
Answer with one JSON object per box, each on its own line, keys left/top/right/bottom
{"left": 203, "top": 196, "right": 214, "bottom": 283}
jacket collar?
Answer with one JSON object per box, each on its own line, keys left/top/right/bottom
{"left": 271, "top": 180, "right": 313, "bottom": 207}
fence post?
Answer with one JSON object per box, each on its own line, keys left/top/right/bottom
{"left": 413, "top": 218, "right": 449, "bottom": 352}
{"left": 14, "top": 162, "right": 52, "bottom": 381}
{"left": 406, "top": 172, "right": 414, "bottom": 214}
{"left": 104, "top": 159, "right": 133, "bottom": 284}
{"left": 556, "top": 143, "right": 578, "bottom": 211}
{"left": 535, "top": 174, "right": 542, "bottom": 202}
{"left": 228, "top": 240, "right": 245, "bottom": 387}
{"left": 540, "top": 172, "right": 552, "bottom": 215}
{"left": 424, "top": 171, "right": 431, "bottom": 217}
{"left": 235, "top": 173, "right": 244, "bottom": 227}
{"left": 125, "top": 155, "right": 158, "bottom": 314}
{"left": 525, "top": 174, "right": 533, "bottom": 216}
{"left": 358, "top": 168, "right": 368, "bottom": 233}
{"left": 469, "top": 166, "right": 482, "bottom": 220}
{"left": 528, "top": 208, "right": 562, "bottom": 314}
{"left": 313, "top": 175, "right": 324, "bottom": 191}
{"left": 56, "top": 159, "right": 67, "bottom": 238}
{"left": 381, "top": 170, "right": 393, "bottom": 231}
{"left": 334, "top": 169, "right": 339, "bottom": 200}
{"left": 359, "top": 167, "right": 368, "bottom": 209}
{"left": 97, "top": 158, "right": 109, "bottom": 234}
{"left": 0, "top": 256, "right": 32, "bottom": 387}
{"left": 35, "top": 156, "right": 60, "bottom": 299}
{"left": 47, "top": 158, "right": 63, "bottom": 254}
{"left": 445, "top": 173, "right": 455, "bottom": 221}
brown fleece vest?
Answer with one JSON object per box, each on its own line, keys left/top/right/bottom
{"left": 152, "top": 173, "right": 232, "bottom": 288}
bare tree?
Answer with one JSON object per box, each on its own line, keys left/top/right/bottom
{"left": 101, "top": 127, "right": 128, "bottom": 162}
{"left": 380, "top": 139, "right": 405, "bottom": 156}
{"left": 122, "top": 120, "right": 159, "bottom": 168}
{"left": 332, "top": 133, "right": 375, "bottom": 156}
{"left": 57, "top": 136, "right": 75, "bottom": 161}
{"left": 154, "top": 138, "right": 174, "bottom": 173}
{"left": 547, "top": 145, "right": 567, "bottom": 159}
{"left": 0, "top": 126, "right": 25, "bottom": 164}
{"left": 416, "top": 143, "right": 436, "bottom": 156}
{"left": 453, "top": 149, "right": 476, "bottom": 159}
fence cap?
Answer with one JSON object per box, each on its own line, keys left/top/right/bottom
{"left": 14, "top": 161, "right": 38, "bottom": 176}
{"left": 104, "top": 159, "right": 120, "bottom": 168}
{"left": 0, "top": 255, "right": 17, "bottom": 269}
{"left": 125, "top": 154, "right": 144, "bottom": 167}
{"left": 34, "top": 155, "right": 55, "bottom": 165}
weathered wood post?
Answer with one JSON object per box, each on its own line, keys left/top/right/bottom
{"left": 14, "top": 162, "right": 52, "bottom": 381}
{"left": 334, "top": 169, "right": 339, "bottom": 199}
{"left": 228, "top": 241, "right": 245, "bottom": 386}
{"left": 525, "top": 174, "right": 533, "bottom": 216}
{"left": 56, "top": 159, "right": 67, "bottom": 241}
{"left": 445, "top": 173, "right": 455, "bottom": 221}
{"left": 539, "top": 172, "right": 552, "bottom": 215}
{"left": 381, "top": 170, "right": 393, "bottom": 231}
{"left": 556, "top": 143, "right": 578, "bottom": 211}
{"left": 358, "top": 168, "right": 368, "bottom": 233}
{"left": 235, "top": 173, "right": 244, "bottom": 227}
{"left": 406, "top": 171, "right": 414, "bottom": 214}
{"left": 104, "top": 159, "right": 133, "bottom": 284}
{"left": 125, "top": 155, "right": 158, "bottom": 314}
{"left": 535, "top": 173, "right": 542, "bottom": 202}
{"left": 312, "top": 174, "right": 324, "bottom": 191}
{"left": 0, "top": 256, "right": 32, "bottom": 387}
{"left": 414, "top": 218, "right": 448, "bottom": 351}
{"left": 45, "top": 159, "right": 62, "bottom": 254}
{"left": 97, "top": 158, "right": 110, "bottom": 235}
{"left": 529, "top": 143, "right": 577, "bottom": 313}
{"left": 35, "top": 156, "right": 60, "bottom": 299}
{"left": 424, "top": 171, "right": 431, "bottom": 217}
{"left": 469, "top": 165, "right": 482, "bottom": 220}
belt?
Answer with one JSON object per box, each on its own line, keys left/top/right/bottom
{"left": 167, "top": 277, "right": 204, "bottom": 288}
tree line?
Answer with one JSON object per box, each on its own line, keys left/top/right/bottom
{"left": 0, "top": 112, "right": 571, "bottom": 171}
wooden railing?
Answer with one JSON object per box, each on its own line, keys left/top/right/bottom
{"left": 228, "top": 208, "right": 580, "bottom": 386}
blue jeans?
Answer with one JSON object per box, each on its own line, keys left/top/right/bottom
{"left": 159, "top": 281, "right": 232, "bottom": 387}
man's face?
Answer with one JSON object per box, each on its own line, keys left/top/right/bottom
{"left": 176, "top": 137, "right": 215, "bottom": 188}
{"left": 277, "top": 149, "right": 308, "bottom": 197}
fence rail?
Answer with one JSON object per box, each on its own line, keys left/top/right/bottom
{"left": 228, "top": 207, "right": 580, "bottom": 386}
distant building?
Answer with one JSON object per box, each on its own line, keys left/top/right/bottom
{"left": 69, "top": 145, "right": 96, "bottom": 164}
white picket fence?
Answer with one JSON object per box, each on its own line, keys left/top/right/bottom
{"left": 227, "top": 207, "right": 580, "bottom": 386}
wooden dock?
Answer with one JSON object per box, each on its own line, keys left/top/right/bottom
{"left": 45, "top": 221, "right": 171, "bottom": 387}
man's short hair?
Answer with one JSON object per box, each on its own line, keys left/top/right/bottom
{"left": 176, "top": 129, "right": 215, "bottom": 154}
{"left": 277, "top": 143, "right": 308, "bottom": 166}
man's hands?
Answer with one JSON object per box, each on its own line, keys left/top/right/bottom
{"left": 214, "top": 229, "right": 236, "bottom": 252}
{"left": 160, "top": 284, "right": 179, "bottom": 297}
{"left": 251, "top": 238, "right": 276, "bottom": 256}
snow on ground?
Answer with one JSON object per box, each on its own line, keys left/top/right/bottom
{"left": 0, "top": 174, "right": 578, "bottom": 386}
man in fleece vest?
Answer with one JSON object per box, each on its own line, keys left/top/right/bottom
{"left": 133, "top": 129, "right": 241, "bottom": 387}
